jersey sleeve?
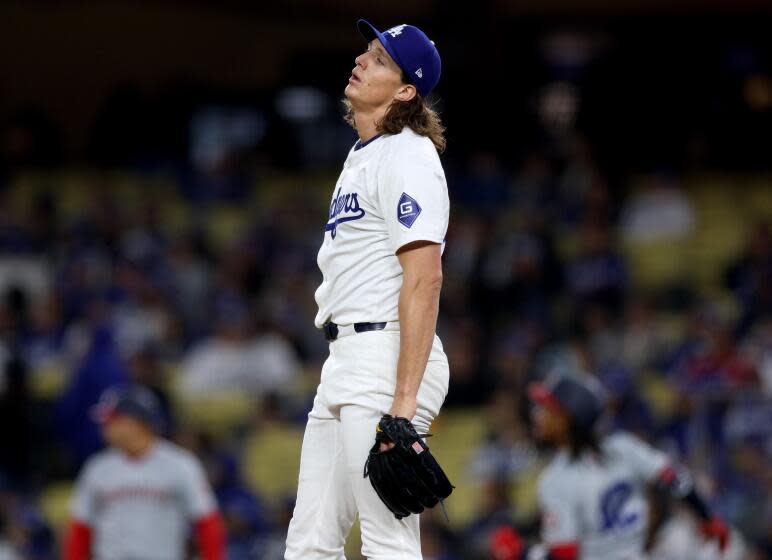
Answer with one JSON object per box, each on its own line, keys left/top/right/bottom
{"left": 610, "top": 432, "right": 669, "bottom": 482}
{"left": 70, "top": 459, "right": 99, "bottom": 524}
{"left": 377, "top": 149, "right": 449, "bottom": 253}
{"left": 179, "top": 455, "right": 218, "bottom": 520}
{"left": 538, "top": 473, "right": 581, "bottom": 546}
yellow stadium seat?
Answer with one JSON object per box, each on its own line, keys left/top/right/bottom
{"left": 28, "top": 364, "right": 68, "bottom": 401}
{"left": 428, "top": 408, "right": 488, "bottom": 525}
{"left": 622, "top": 236, "right": 693, "bottom": 292}
{"left": 745, "top": 181, "right": 772, "bottom": 218}
{"left": 204, "top": 205, "right": 251, "bottom": 249}
{"left": 174, "top": 391, "right": 255, "bottom": 441}
{"left": 40, "top": 482, "right": 74, "bottom": 532}
{"left": 638, "top": 373, "right": 679, "bottom": 421}
{"left": 242, "top": 422, "right": 304, "bottom": 503}
{"left": 157, "top": 197, "right": 192, "bottom": 234}
{"left": 344, "top": 517, "right": 363, "bottom": 559}
{"left": 511, "top": 460, "right": 546, "bottom": 524}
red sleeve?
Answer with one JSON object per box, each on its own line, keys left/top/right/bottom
{"left": 490, "top": 525, "right": 524, "bottom": 560}
{"left": 194, "top": 511, "right": 226, "bottom": 560}
{"left": 656, "top": 465, "right": 677, "bottom": 484}
{"left": 62, "top": 519, "right": 92, "bottom": 560}
{"left": 549, "top": 542, "right": 580, "bottom": 560}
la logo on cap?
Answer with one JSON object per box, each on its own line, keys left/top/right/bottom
{"left": 386, "top": 25, "right": 406, "bottom": 37}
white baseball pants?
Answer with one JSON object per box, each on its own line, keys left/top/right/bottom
{"left": 284, "top": 329, "right": 449, "bottom": 560}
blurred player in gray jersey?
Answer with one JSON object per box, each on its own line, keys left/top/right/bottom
{"left": 490, "top": 375, "right": 732, "bottom": 560}
{"left": 62, "top": 385, "right": 225, "bottom": 560}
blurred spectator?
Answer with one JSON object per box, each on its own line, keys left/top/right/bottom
{"left": 565, "top": 220, "right": 627, "bottom": 314}
{"left": 119, "top": 201, "right": 166, "bottom": 268}
{"left": 0, "top": 195, "right": 34, "bottom": 255}
{"left": 741, "top": 318, "right": 772, "bottom": 395}
{"left": 0, "top": 356, "right": 32, "bottom": 489}
{"left": 199, "top": 445, "right": 272, "bottom": 559}
{"left": 454, "top": 151, "right": 510, "bottom": 214}
{"left": 556, "top": 137, "right": 612, "bottom": 226}
{"left": 440, "top": 318, "right": 489, "bottom": 407}
{"left": 720, "top": 440, "right": 772, "bottom": 551}
{"left": 725, "top": 222, "right": 772, "bottom": 336}
{"left": 421, "top": 513, "right": 461, "bottom": 560}
{"left": 478, "top": 217, "right": 561, "bottom": 323}
{"left": 111, "top": 259, "right": 174, "bottom": 358}
{"left": 0, "top": 519, "right": 18, "bottom": 560}
{"left": 509, "top": 152, "right": 555, "bottom": 220}
{"left": 0, "top": 288, "right": 34, "bottom": 488}
{"left": 489, "top": 317, "right": 547, "bottom": 391}
{"left": 126, "top": 344, "right": 173, "bottom": 435}
{"left": 619, "top": 296, "right": 673, "bottom": 373}
{"left": 670, "top": 304, "right": 757, "bottom": 393}
{"left": 619, "top": 174, "right": 695, "bottom": 244}
{"left": 576, "top": 302, "right": 620, "bottom": 370}
{"left": 464, "top": 390, "right": 539, "bottom": 558}
{"left": 0, "top": 496, "right": 53, "bottom": 560}
{"left": 22, "top": 294, "right": 66, "bottom": 379}
{"left": 180, "top": 296, "right": 300, "bottom": 397}
{"left": 166, "top": 231, "right": 214, "bottom": 336}
{"left": 601, "top": 366, "right": 655, "bottom": 438}
{"left": 536, "top": 329, "right": 595, "bottom": 383}
{"left": 441, "top": 213, "right": 485, "bottom": 316}
{"left": 462, "top": 479, "right": 516, "bottom": 560}
{"left": 469, "top": 390, "right": 538, "bottom": 479}
{"left": 55, "top": 319, "right": 129, "bottom": 467}
{"left": 665, "top": 304, "right": 757, "bottom": 463}
{"left": 27, "top": 193, "right": 59, "bottom": 255}
{"left": 0, "top": 12, "right": 767, "bottom": 554}
{"left": 251, "top": 497, "right": 295, "bottom": 560}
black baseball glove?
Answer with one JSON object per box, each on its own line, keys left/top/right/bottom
{"left": 363, "top": 414, "right": 453, "bottom": 520}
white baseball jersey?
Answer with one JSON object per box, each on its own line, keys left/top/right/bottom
{"left": 538, "top": 432, "right": 669, "bottom": 560}
{"left": 314, "top": 127, "right": 449, "bottom": 328}
{"left": 71, "top": 440, "right": 217, "bottom": 560}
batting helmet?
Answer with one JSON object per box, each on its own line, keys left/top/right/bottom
{"left": 528, "top": 375, "right": 605, "bottom": 432}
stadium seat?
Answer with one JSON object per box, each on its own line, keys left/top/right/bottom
{"left": 28, "top": 364, "right": 67, "bottom": 400}
{"left": 428, "top": 408, "right": 488, "bottom": 525}
{"left": 173, "top": 391, "right": 255, "bottom": 441}
{"left": 39, "top": 482, "right": 74, "bottom": 532}
{"left": 205, "top": 205, "right": 251, "bottom": 250}
{"left": 242, "top": 422, "right": 304, "bottom": 504}
{"left": 622, "top": 236, "right": 693, "bottom": 292}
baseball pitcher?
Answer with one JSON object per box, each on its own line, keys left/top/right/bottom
{"left": 285, "top": 18, "right": 452, "bottom": 560}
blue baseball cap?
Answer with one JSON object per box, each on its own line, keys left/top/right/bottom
{"left": 357, "top": 19, "right": 441, "bottom": 97}
{"left": 92, "top": 384, "right": 164, "bottom": 433}
{"left": 528, "top": 375, "right": 606, "bottom": 432}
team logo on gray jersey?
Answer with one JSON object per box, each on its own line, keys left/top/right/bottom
{"left": 600, "top": 481, "right": 639, "bottom": 531}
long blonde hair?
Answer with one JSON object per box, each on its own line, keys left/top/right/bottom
{"left": 343, "top": 75, "right": 446, "bottom": 153}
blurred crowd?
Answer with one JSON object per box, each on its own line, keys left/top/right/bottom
{"left": 0, "top": 9, "right": 771, "bottom": 554}
{"left": 0, "top": 133, "right": 769, "bottom": 558}
{"left": 0, "top": 2, "right": 770, "bottom": 557}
